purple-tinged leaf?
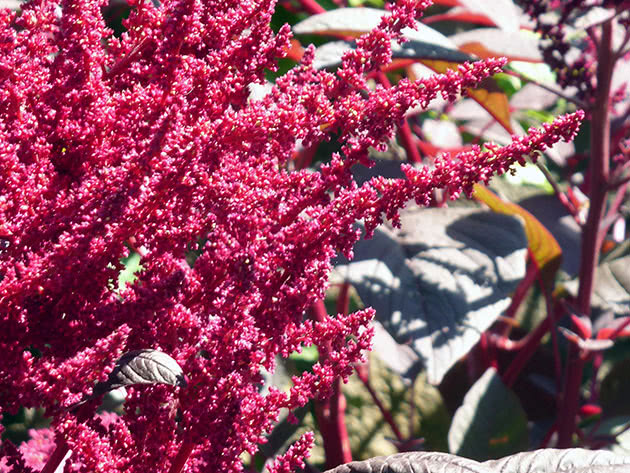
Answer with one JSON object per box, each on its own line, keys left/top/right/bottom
{"left": 601, "top": 362, "right": 630, "bottom": 419}
{"left": 462, "top": 117, "right": 525, "bottom": 145}
{"left": 324, "top": 451, "right": 491, "bottom": 473}
{"left": 510, "top": 83, "right": 559, "bottom": 111}
{"left": 335, "top": 206, "right": 527, "bottom": 384}
{"left": 558, "top": 327, "right": 614, "bottom": 352}
{"left": 312, "top": 41, "right": 355, "bottom": 70}
{"left": 0, "top": 0, "right": 21, "bottom": 9}
{"left": 326, "top": 448, "right": 630, "bottom": 473}
{"left": 293, "top": 7, "right": 456, "bottom": 48}
{"left": 448, "top": 368, "right": 527, "bottom": 460}
{"left": 450, "top": 28, "right": 542, "bottom": 62}
{"left": 95, "top": 349, "right": 187, "bottom": 395}
{"left": 483, "top": 448, "right": 630, "bottom": 472}
{"left": 324, "top": 448, "right": 630, "bottom": 472}
{"left": 563, "top": 255, "right": 630, "bottom": 317}
{"left": 422, "top": 119, "right": 462, "bottom": 148}
{"left": 370, "top": 320, "right": 421, "bottom": 381}
{"left": 571, "top": 7, "right": 616, "bottom": 30}
{"left": 311, "top": 39, "right": 473, "bottom": 70}
{"left": 456, "top": 0, "right": 520, "bottom": 32}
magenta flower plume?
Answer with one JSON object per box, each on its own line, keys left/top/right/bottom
{"left": 0, "top": 0, "right": 582, "bottom": 471}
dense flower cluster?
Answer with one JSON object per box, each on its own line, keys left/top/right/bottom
{"left": 0, "top": 0, "right": 582, "bottom": 471}
{"left": 520, "top": 0, "right": 630, "bottom": 102}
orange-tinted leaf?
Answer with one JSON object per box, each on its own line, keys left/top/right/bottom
{"left": 596, "top": 317, "right": 630, "bottom": 341}
{"left": 431, "top": 0, "right": 459, "bottom": 5}
{"left": 286, "top": 39, "right": 304, "bottom": 62}
{"left": 468, "top": 79, "right": 513, "bottom": 133}
{"left": 419, "top": 59, "right": 461, "bottom": 74}
{"left": 473, "top": 184, "right": 562, "bottom": 286}
{"left": 423, "top": 10, "right": 497, "bottom": 28}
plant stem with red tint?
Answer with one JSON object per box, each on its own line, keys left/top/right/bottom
{"left": 310, "top": 299, "right": 353, "bottom": 468}
{"left": 557, "top": 19, "right": 615, "bottom": 448}
{"left": 41, "top": 438, "right": 70, "bottom": 473}
{"left": 168, "top": 440, "right": 195, "bottom": 473}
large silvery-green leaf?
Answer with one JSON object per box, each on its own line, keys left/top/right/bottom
{"left": 335, "top": 207, "right": 527, "bottom": 384}
{"left": 323, "top": 448, "right": 630, "bottom": 473}
{"left": 483, "top": 448, "right": 630, "bottom": 472}
{"left": 448, "top": 367, "right": 528, "bottom": 460}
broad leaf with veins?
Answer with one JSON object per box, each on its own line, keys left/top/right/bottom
{"left": 335, "top": 207, "right": 527, "bottom": 384}
{"left": 324, "top": 448, "right": 630, "bottom": 473}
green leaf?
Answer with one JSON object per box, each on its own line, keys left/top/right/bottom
{"left": 502, "top": 163, "right": 554, "bottom": 192}
{"left": 448, "top": 367, "right": 528, "bottom": 461}
{"left": 118, "top": 251, "right": 142, "bottom": 291}
{"left": 342, "top": 354, "right": 450, "bottom": 458}
{"left": 509, "top": 61, "right": 557, "bottom": 85}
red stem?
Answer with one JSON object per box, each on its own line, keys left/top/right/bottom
{"left": 479, "top": 332, "right": 498, "bottom": 370}
{"left": 314, "top": 380, "right": 353, "bottom": 469}
{"left": 603, "top": 180, "right": 629, "bottom": 233}
{"left": 541, "top": 278, "right": 563, "bottom": 392}
{"left": 557, "top": 347, "right": 587, "bottom": 447}
{"left": 501, "top": 314, "right": 552, "bottom": 388}
{"left": 296, "top": 0, "right": 325, "bottom": 14}
{"left": 539, "top": 422, "right": 558, "bottom": 448}
{"left": 576, "top": 21, "right": 614, "bottom": 314}
{"left": 41, "top": 437, "right": 70, "bottom": 473}
{"left": 398, "top": 121, "right": 423, "bottom": 164}
{"left": 354, "top": 366, "right": 405, "bottom": 442}
{"left": 496, "top": 262, "right": 539, "bottom": 337}
{"left": 374, "top": 71, "right": 422, "bottom": 164}
{"left": 336, "top": 282, "right": 350, "bottom": 316}
{"left": 168, "top": 440, "right": 195, "bottom": 473}
{"left": 105, "top": 37, "right": 150, "bottom": 80}
{"left": 557, "top": 19, "right": 615, "bottom": 448}
{"left": 310, "top": 299, "right": 352, "bottom": 468}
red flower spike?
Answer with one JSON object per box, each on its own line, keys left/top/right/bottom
{"left": 0, "top": 0, "right": 584, "bottom": 471}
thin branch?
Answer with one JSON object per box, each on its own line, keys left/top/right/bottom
{"left": 533, "top": 159, "right": 581, "bottom": 221}
{"left": 354, "top": 366, "right": 405, "bottom": 442}
{"left": 608, "top": 171, "right": 630, "bottom": 191}
{"left": 168, "top": 440, "right": 195, "bottom": 473}
{"left": 503, "top": 69, "right": 588, "bottom": 109}
{"left": 41, "top": 437, "right": 70, "bottom": 473}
